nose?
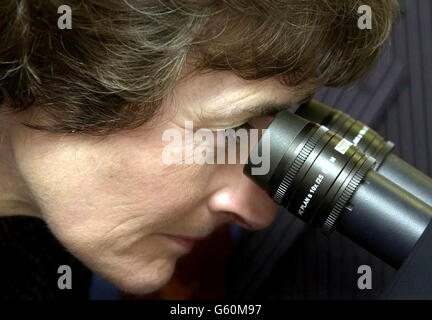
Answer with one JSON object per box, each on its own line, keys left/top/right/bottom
{"left": 207, "top": 164, "right": 276, "bottom": 230}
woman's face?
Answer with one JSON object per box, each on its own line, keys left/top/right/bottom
{"left": 4, "top": 70, "right": 312, "bottom": 294}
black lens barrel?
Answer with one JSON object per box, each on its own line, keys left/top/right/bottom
{"left": 244, "top": 108, "right": 432, "bottom": 268}
{"left": 244, "top": 111, "right": 375, "bottom": 234}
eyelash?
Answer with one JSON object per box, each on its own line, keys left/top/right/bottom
{"left": 233, "top": 122, "right": 252, "bottom": 130}
{"left": 232, "top": 108, "right": 282, "bottom": 130}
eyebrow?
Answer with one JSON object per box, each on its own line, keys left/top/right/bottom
{"left": 198, "top": 89, "right": 315, "bottom": 124}
{"left": 241, "top": 101, "right": 292, "bottom": 118}
{"left": 229, "top": 91, "right": 315, "bottom": 119}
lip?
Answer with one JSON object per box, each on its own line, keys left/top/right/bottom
{"left": 160, "top": 233, "right": 205, "bottom": 250}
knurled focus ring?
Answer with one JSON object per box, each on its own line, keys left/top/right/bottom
{"left": 321, "top": 156, "right": 376, "bottom": 235}
{"left": 273, "top": 126, "right": 329, "bottom": 204}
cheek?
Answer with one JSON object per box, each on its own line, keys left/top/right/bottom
{"left": 104, "top": 145, "right": 211, "bottom": 221}
{"left": 98, "top": 128, "right": 215, "bottom": 215}
{"left": 17, "top": 134, "right": 211, "bottom": 241}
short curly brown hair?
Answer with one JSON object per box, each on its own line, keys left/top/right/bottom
{"left": 0, "top": 0, "right": 399, "bottom": 135}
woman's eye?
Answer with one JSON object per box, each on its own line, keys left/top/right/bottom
{"left": 223, "top": 122, "right": 253, "bottom": 145}
{"left": 232, "top": 122, "right": 252, "bottom": 130}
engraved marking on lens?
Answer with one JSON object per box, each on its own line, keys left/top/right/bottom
{"left": 273, "top": 126, "right": 328, "bottom": 204}
{"left": 353, "top": 126, "right": 369, "bottom": 146}
{"left": 298, "top": 174, "right": 324, "bottom": 216}
{"left": 335, "top": 138, "right": 353, "bottom": 155}
{"left": 297, "top": 155, "right": 336, "bottom": 216}
{"left": 322, "top": 156, "right": 337, "bottom": 174}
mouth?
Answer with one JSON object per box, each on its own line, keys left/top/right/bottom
{"left": 159, "top": 233, "right": 206, "bottom": 251}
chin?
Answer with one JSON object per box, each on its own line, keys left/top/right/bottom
{"left": 108, "top": 257, "right": 177, "bottom": 295}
